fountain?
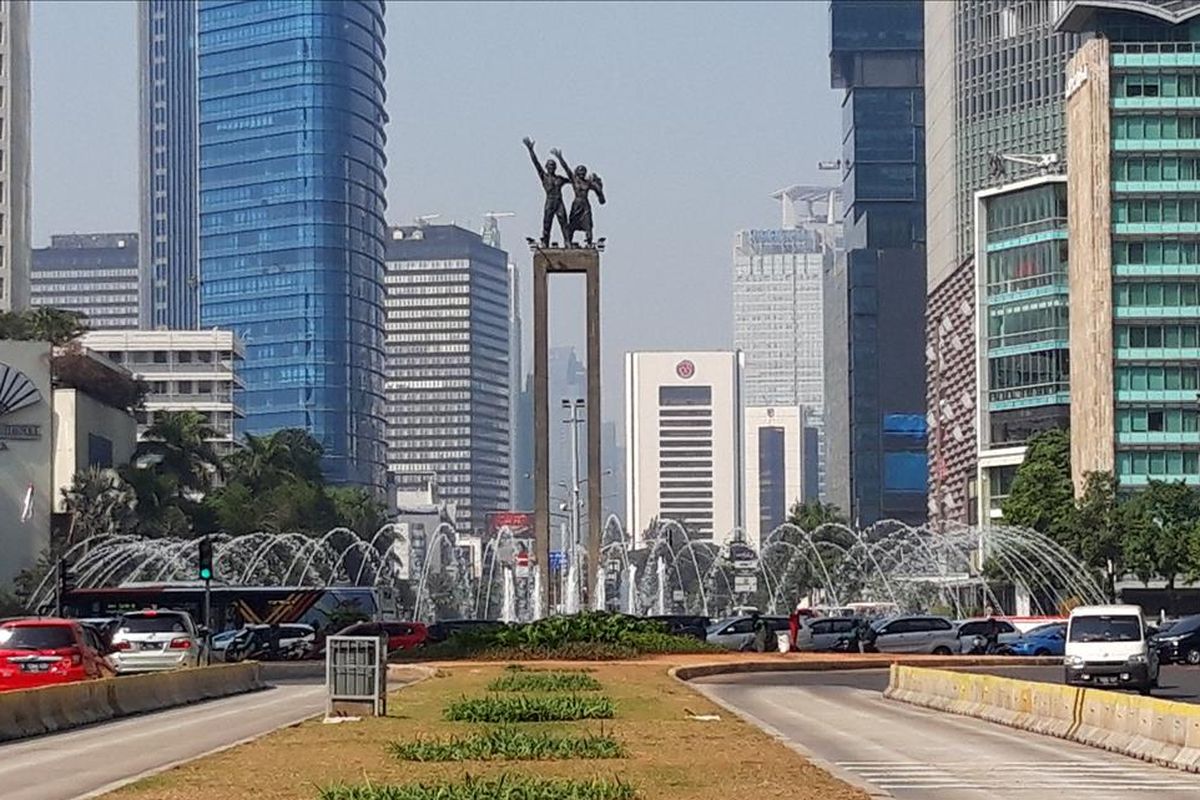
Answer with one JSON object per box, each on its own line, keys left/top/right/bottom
{"left": 500, "top": 567, "right": 516, "bottom": 623}
{"left": 655, "top": 555, "right": 667, "bottom": 615}
{"left": 593, "top": 565, "right": 606, "bottom": 611}
{"left": 532, "top": 569, "right": 544, "bottom": 620}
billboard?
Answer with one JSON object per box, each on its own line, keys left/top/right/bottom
{"left": 486, "top": 511, "right": 534, "bottom": 536}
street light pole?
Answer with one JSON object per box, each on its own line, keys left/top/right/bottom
{"left": 562, "top": 398, "right": 585, "bottom": 610}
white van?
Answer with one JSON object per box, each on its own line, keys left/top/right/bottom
{"left": 1064, "top": 604, "right": 1159, "bottom": 695}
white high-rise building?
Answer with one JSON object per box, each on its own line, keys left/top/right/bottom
{"left": 0, "top": 1, "right": 30, "bottom": 312}
{"left": 733, "top": 186, "right": 840, "bottom": 501}
{"left": 624, "top": 351, "right": 745, "bottom": 548}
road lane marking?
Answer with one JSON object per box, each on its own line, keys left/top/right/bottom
{"left": 836, "top": 761, "right": 1200, "bottom": 792}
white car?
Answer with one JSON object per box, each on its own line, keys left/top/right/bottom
{"left": 110, "top": 610, "right": 208, "bottom": 673}
{"left": 1064, "top": 604, "right": 1158, "bottom": 695}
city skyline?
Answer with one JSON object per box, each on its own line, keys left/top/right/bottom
{"left": 30, "top": 1, "right": 842, "bottom": 421}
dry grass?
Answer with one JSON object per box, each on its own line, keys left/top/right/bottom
{"left": 106, "top": 662, "right": 868, "bottom": 800}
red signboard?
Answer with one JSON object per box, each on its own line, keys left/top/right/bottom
{"left": 486, "top": 511, "right": 534, "bottom": 536}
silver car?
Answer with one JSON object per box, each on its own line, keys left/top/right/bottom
{"left": 869, "top": 615, "right": 960, "bottom": 654}
{"left": 795, "top": 616, "right": 863, "bottom": 651}
{"left": 954, "top": 618, "right": 1022, "bottom": 653}
{"left": 110, "top": 610, "right": 208, "bottom": 673}
{"left": 706, "top": 615, "right": 789, "bottom": 650}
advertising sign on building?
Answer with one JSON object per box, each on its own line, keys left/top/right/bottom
{"left": 486, "top": 511, "right": 534, "bottom": 536}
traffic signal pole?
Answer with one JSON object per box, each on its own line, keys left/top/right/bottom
{"left": 198, "top": 536, "right": 214, "bottom": 635}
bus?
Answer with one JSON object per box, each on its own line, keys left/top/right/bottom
{"left": 61, "top": 583, "right": 395, "bottom": 634}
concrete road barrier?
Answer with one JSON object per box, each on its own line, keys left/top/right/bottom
{"left": 0, "top": 662, "right": 264, "bottom": 743}
{"left": 885, "top": 664, "right": 1200, "bottom": 772}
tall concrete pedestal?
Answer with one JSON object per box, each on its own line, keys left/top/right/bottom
{"left": 532, "top": 247, "right": 602, "bottom": 614}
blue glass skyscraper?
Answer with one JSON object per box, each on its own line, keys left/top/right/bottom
{"left": 139, "top": 0, "right": 200, "bottom": 330}
{"left": 197, "top": 0, "right": 389, "bottom": 489}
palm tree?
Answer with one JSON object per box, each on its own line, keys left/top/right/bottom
{"left": 61, "top": 467, "right": 137, "bottom": 543}
{"left": 223, "top": 428, "right": 324, "bottom": 492}
{"left": 0, "top": 307, "right": 88, "bottom": 345}
{"left": 135, "top": 410, "right": 223, "bottom": 495}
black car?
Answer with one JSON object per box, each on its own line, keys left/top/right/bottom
{"left": 646, "top": 615, "right": 713, "bottom": 641}
{"left": 1152, "top": 614, "right": 1200, "bottom": 665}
{"left": 425, "top": 619, "right": 506, "bottom": 644}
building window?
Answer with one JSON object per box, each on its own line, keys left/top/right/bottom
{"left": 758, "top": 426, "right": 787, "bottom": 533}
{"left": 87, "top": 434, "right": 114, "bottom": 469}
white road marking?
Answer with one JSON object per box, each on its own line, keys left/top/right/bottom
{"left": 836, "top": 760, "right": 1200, "bottom": 791}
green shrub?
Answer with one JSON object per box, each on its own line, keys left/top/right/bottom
{"left": 387, "top": 726, "right": 625, "bottom": 761}
{"left": 321, "top": 775, "right": 635, "bottom": 800}
{"left": 398, "top": 612, "right": 719, "bottom": 662}
{"left": 444, "top": 693, "right": 616, "bottom": 723}
{"left": 487, "top": 671, "right": 603, "bottom": 693}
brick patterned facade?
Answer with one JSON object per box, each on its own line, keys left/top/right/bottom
{"left": 926, "top": 257, "right": 977, "bottom": 528}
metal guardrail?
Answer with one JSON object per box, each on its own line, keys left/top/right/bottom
{"left": 325, "top": 635, "right": 386, "bottom": 716}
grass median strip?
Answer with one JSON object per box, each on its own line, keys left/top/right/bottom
{"left": 320, "top": 774, "right": 636, "bottom": 800}
{"left": 444, "top": 694, "right": 616, "bottom": 723}
{"left": 487, "top": 671, "right": 604, "bottom": 693}
{"left": 388, "top": 726, "right": 626, "bottom": 762}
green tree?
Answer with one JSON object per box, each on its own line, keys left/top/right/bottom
{"left": 119, "top": 464, "right": 191, "bottom": 538}
{"left": 135, "top": 410, "right": 222, "bottom": 495}
{"left": 1121, "top": 480, "right": 1200, "bottom": 590}
{"left": 224, "top": 429, "right": 323, "bottom": 492}
{"left": 203, "top": 482, "right": 262, "bottom": 537}
{"left": 0, "top": 307, "right": 87, "bottom": 345}
{"left": 787, "top": 500, "right": 848, "bottom": 531}
{"left": 259, "top": 480, "right": 338, "bottom": 534}
{"left": 1073, "top": 471, "right": 1123, "bottom": 598}
{"left": 329, "top": 486, "right": 386, "bottom": 539}
{"left": 61, "top": 467, "right": 138, "bottom": 542}
{"left": 1000, "top": 428, "right": 1077, "bottom": 543}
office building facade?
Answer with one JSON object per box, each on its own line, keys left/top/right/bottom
{"left": 384, "top": 224, "right": 510, "bottom": 534}
{"left": 744, "top": 405, "right": 804, "bottom": 542}
{"left": 139, "top": 0, "right": 200, "bottom": 330}
{"left": 974, "top": 175, "right": 1070, "bottom": 521}
{"left": 0, "top": 1, "right": 30, "bottom": 313}
{"left": 1062, "top": 2, "right": 1200, "bottom": 490}
{"left": 924, "top": 2, "right": 1078, "bottom": 526}
{"left": 83, "top": 329, "right": 245, "bottom": 457}
{"left": 197, "top": 0, "right": 389, "bottom": 489}
{"left": 733, "top": 188, "right": 839, "bottom": 501}
{"left": 624, "top": 351, "right": 745, "bottom": 548}
{"left": 827, "top": 0, "right": 928, "bottom": 526}
{"left": 31, "top": 234, "right": 139, "bottom": 330}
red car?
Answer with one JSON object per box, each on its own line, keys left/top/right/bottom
{"left": 0, "top": 618, "right": 115, "bottom": 691}
{"left": 334, "top": 621, "right": 428, "bottom": 652}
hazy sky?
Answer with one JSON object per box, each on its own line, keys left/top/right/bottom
{"left": 31, "top": 1, "right": 842, "bottom": 420}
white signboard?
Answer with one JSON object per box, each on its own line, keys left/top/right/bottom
{"left": 734, "top": 576, "right": 758, "bottom": 594}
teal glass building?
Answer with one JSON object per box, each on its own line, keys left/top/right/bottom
{"left": 1062, "top": 1, "right": 1200, "bottom": 489}
{"left": 197, "top": 0, "right": 388, "bottom": 488}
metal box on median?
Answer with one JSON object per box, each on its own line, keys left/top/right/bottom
{"left": 325, "top": 635, "right": 386, "bottom": 717}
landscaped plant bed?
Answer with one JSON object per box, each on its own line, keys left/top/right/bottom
{"left": 444, "top": 694, "right": 616, "bottom": 723}
{"left": 487, "top": 670, "right": 604, "bottom": 693}
{"left": 320, "top": 774, "right": 636, "bottom": 800}
{"left": 106, "top": 663, "right": 870, "bottom": 800}
{"left": 399, "top": 612, "right": 720, "bottom": 662}
{"left": 388, "top": 726, "right": 626, "bottom": 762}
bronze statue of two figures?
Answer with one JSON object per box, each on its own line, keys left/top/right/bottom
{"left": 523, "top": 137, "right": 606, "bottom": 249}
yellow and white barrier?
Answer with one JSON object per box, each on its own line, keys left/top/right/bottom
{"left": 0, "top": 662, "right": 264, "bottom": 742}
{"left": 886, "top": 664, "right": 1200, "bottom": 772}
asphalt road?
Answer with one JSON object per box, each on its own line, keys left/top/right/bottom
{"left": 694, "top": 669, "right": 1200, "bottom": 799}
{"left": 0, "top": 681, "right": 326, "bottom": 800}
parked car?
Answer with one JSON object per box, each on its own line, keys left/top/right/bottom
{"left": 1064, "top": 604, "right": 1158, "bottom": 694}
{"left": 1008, "top": 622, "right": 1067, "bottom": 657}
{"left": 0, "top": 618, "right": 115, "bottom": 691}
{"left": 110, "top": 609, "right": 208, "bottom": 673}
{"left": 706, "top": 615, "right": 790, "bottom": 651}
{"left": 794, "top": 616, "right": 864, "bottom": 652}
{"left": 333, "top": 621, "right": 428, "bottom": 652}
{"left": 1151, "top": 613, "right": 1200, "bottom": 665}
{"left": 868, "top": 615, "right": 959, "bottom": 655}
{"left": 646, "top": 615, "right": 712, "bottom": 641}
{"left": 424, "top": 619, "right": 505, "bottom": 645}
{"left": 954, "top": 618, "right": 1022, "bottom": 654}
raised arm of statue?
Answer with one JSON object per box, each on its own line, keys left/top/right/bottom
{"left": 551, "top": 147, "right": 572, "bottom": 176}
{"left": 523, "top": 136, "right": 545, "bottom": 180}
{"left": 592, "top": 175, "right": 606, "bottom": 206}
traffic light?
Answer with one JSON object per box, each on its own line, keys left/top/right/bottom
{"left": 198, "top": 537, "right": 214, "bottom": 581}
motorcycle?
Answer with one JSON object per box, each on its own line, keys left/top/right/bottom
{"left": 965, "top": 634, "right": 1013, "bottom": 656}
